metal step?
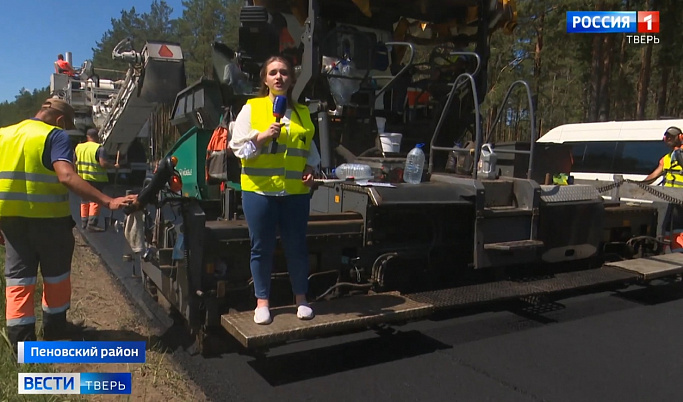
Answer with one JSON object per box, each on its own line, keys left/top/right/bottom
{"left": 483, "top": 206, "right": 532, "bottom": 217}
{"left": 158, "top": 265, "right": 175, "bottom": 272}
{"left": 407, "top": 266, "right": 639, "bottom": 310}
{"left": 221, "top": 292, "right": 433, "bottom": 348}
{"left": 480, "top": 179, "right": 515, "bottom": 207}
{"left": 484, "top": 239, "right": 544, "bottom": 251}
{"left": 606, "top": 253, "right": 683, "bottom": 280}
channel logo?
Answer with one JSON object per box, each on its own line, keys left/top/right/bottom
{"left": 638, "top": 11, "right": 659, "bottom": 33}
{"left": 567, "top": 11, "right": 659, "bottom": 33}
{"left": 18, "top": 373, "right": 132, "bottom": 394}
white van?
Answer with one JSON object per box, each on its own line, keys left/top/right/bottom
{"left": 537, "top": 119, "right": 683, "bottom": 181}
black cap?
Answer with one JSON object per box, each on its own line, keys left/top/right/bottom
{"left": 665, "top": 126, "right": 682, "bottom": 137}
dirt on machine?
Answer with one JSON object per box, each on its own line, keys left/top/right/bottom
{"left": 119, "top": 0, "right": 683, "bottom": 355}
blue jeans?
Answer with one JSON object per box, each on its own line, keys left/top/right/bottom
{"left": 242, "top": 192, "right": 310, "bottom": 299}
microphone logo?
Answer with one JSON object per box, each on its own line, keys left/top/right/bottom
{"left": 270, "top": 96, "right": 287, "bottom": 154}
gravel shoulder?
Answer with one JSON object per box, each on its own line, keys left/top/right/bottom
{"left": 55, "top": 230, "right": 208, "bottom": 401}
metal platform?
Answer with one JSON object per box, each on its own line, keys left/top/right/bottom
{"left": 221, "top": 256, "right": 683, "bottom": 348}
{"left": 606, "top": 253, "right": 683, "bottom": 280}
{"left": 221, "top": 292, "right": 433, "bottom": 348}
{"left": 407, "top": 266, "right": 639, "bottom": 310}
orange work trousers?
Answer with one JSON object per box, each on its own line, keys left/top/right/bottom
{"left": 1, "top": 217, "right": 74, "bottom": 344}
{"left": 80, "top": 200, "right": 100, "bottom": 226}
{"left": 80, "top": 181, "right": 107, "bottom": 227}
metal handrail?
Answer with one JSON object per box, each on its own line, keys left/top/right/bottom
{"left": 373, "top": 42, "right": 415, "bottom": 99}
{"left": 446, "top": 51, "right": 482, "bottom": 80}
{"left": 428, "top": 72, "right": 482, "bottom": 178}
{"left": 485, "top": 80, "right": 537, "bottom": 179}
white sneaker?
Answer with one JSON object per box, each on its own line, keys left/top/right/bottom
{"left": 254, "top": 306, "right": 272, "bottom": 325}
{"left": 297, "top": 304, "right": 314, "bottom": 320}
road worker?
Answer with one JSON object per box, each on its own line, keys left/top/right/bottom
{"left": 0, "top": 98, "right": 135, "bottom": 350}
{"left": 644, "top": 126, "right": 683, "bottom": 251}
{"left": 54, "top": 54, "right": 77, "bottom": 77}
{"left": 75, "top": 128, "right": 119, "bottom": 231}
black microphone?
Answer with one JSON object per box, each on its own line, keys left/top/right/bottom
{"left": 270, "top": 95, "right": 287, "bottom": 154}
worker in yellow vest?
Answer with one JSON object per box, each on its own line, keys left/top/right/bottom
{"left": 0, "top": 98, "right": 135, "bottom": 350}
{"left": 229, "top": 56, "right": 319, "bottom": 325}
{"left": 75, "top": 128, "right": 119, "bottom": 231}
{"left": 644, "top": 126, "right": 683, "bottom": 251}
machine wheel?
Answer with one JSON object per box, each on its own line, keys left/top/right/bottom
{"left": 186, "top": 327, "right": 206, "bottom": 356}
{"left": 189, "top": 326, "right": 221, "bottom": 357}
{"left": 168, "top": 305, "right": 186, "bottom": 327}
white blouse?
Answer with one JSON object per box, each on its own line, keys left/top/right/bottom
{"left": 228, "top": 104, "right": 321, "bottom": 168}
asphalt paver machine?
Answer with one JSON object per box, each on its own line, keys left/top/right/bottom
{"left": 128, "top": 0, "right": 683, "bottom": 354}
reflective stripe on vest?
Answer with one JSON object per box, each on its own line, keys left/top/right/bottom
{"left": 0, "top": 119, "right": 70, "bottom": 217}
{"left": 662, "top": 152, "right": 683, "bottom": 188}
{"left": 75, "top": 141, "right": 108, "bottom": 182}
{"left": 240, "top": 97, "right": 315, "bottom": 195}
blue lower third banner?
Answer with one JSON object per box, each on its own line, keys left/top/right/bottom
{"left": 18, "top": 373, "right": 132, "bottom": 394}
{"left": 18, "top": 341, "right": 146, "bottom": 364}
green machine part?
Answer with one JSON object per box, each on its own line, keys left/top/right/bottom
{"left": 166, "top": 127, "right": 212, "bottom": 199}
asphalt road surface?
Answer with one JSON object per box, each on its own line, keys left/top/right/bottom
{"left": 71, "top": 194, "right": 683, "bottom": 402}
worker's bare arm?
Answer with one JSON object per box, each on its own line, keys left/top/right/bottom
{"left": 53, "top": 161, "right": 134, "bottom": 210}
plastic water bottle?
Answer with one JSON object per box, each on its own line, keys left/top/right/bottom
{"left": 404, "top": 143, "right": 425, "bottom": 184}
{"left": 334, "top": 163, "right": 373, "bottom": 180}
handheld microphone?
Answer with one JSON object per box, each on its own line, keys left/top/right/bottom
{"left": 270, "top": 95, "right": 287, "bottom": 154}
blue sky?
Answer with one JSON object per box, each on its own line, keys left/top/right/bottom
{"left": 0, "top": 0, "right": 185, "bottom": 104}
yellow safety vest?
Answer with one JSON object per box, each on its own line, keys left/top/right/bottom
{"left": 240, "top": 97, "right": 315, "bottom": 195}
{"left": 0, "top": 119, "right": 70, "bottom": 218}
{"left": 662, "top": 152, "right": 683, "bottom": 187}
{"left": 75, "top": 141, "right": 108, "bottom": 182}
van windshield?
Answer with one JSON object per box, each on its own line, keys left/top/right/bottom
{"left": 570, "top": 141, "right": 670, "bottom": 175}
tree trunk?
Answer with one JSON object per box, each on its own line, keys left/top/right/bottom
{"left": 533, "top": 9, "right": 544, "bottom": 97}
{"left": 615, "top": 33, "right": 628, "bottom": 120}
{"left": 671, "top": 69, "right": 680, "bottom": 117}
{"left": 598, "top": 35, "right": 613, "bottom": 121}
{"left": 657, "top": 67, "right": 670, "bottom": 118}
{"left": 636, "top": 0, "right": 653, "bottom": 120}
{"left": 635, "top": 42, "right": 653, "bottom": 119}
{"left": 654, "top": 0, "right": 676, "bottom": 118}
{"left": 618, "top": 1, "right": 630, "bottom": 120}
{"left": 533, "top": 7, "right": 544, "bottom": 140}
{"left": 589, "top": 34, "right": 603, "bottom": 122}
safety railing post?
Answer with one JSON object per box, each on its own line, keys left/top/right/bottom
{"left": 485, "top": 80, "right": 537, "bottom": 179}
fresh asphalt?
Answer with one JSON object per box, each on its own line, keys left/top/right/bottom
{"left": 71, "top": 194, "right": 683, "bottom": 402}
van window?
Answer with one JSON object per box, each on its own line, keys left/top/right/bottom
{"left": 571, "top": 142, "right": 617, "bottom": 173}
{"left": 616, "top": 141, "right": 670, "bottom": 174}
{"left": 569, "top": 140, "right": 669, "bottom": 175}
